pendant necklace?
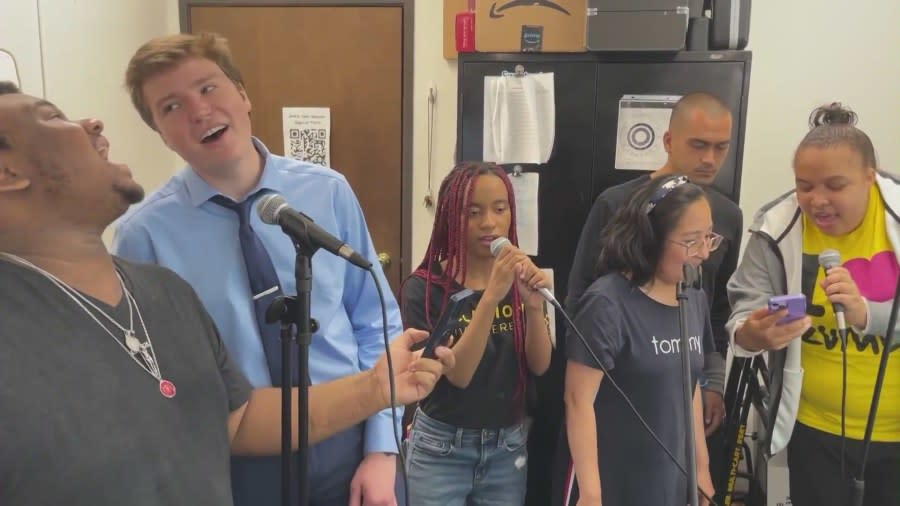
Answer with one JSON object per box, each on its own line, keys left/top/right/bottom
{"left": 0, "top": 253, "right": 176, "bottom": 398}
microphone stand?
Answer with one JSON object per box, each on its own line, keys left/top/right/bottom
{"left": 677, "top": 264, "right": 700, "bottom": 506}
{"left": 266, "top": 241, "right": 320, "bottom": 506}
{"left": 851, "top": 271, "right": 900, "bottom": 506}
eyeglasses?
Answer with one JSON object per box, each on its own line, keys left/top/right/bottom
{"left": 669, "top": 232, "right": 724, "bottom": 257}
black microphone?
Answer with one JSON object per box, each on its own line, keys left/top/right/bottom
{"left": 819, "top": 249, "right": 848, "bottom": 334}
{"left": 257, "top": 193, "right": 372, "bottom": 269}
{"left": 489, "top": 237, "right": 558, "bottom": 305}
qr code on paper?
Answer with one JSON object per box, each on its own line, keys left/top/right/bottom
{"left": 288, "top": 128, "right": 328, "bottom": 165}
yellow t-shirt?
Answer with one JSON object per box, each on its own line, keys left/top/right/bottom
{"left": 798, "top": 184, "right": 900, "bottom": 441}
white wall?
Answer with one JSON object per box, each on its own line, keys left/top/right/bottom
{"left": 37, "top": 0, "right": 181, "bottom": 199}
{"left": 1, "top": 0, "right": 181, "bottom": 243}
{"left": 411, "top": 0, "right": 459, "bottom": 266}
{"left": 3, "top": 0, "right": 898, "bottom": 259}
{"left": 741, "top": 1, "right": 900, "bottom": 223}
{"left": 0, "top": 1, "right": 42, "bottom": 95}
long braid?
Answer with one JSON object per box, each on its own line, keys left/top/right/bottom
{"left": 496, "top": 171, "right": 528, "bottom": 413}
{"left": 407, "top": 162, "right": 529, "bottom": 415}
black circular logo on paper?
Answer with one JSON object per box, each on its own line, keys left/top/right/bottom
{"left": 627, "top": 123, "right": 655, "bottom": 150}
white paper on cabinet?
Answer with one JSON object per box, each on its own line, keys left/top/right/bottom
{"left": 614, "top": 94, "right": 681, "bottom": 171}
{"left": 483, "top": 73, "right": 555, "bottom": 164}
{"left": 510, "top": 171, "right": 539, "bottom": 256}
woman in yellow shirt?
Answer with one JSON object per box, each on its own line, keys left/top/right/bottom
{"left": 727, "top": 103, "right": 900, "bottom": 506}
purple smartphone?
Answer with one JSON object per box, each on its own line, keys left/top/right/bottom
{"left": 768, "top": 294, "right": 807, "bottom": 325}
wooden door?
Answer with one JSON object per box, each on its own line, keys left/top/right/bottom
{"left": 185, "top": 3, "right": 407, "bottom": 295}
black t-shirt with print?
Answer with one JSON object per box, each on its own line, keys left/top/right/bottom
{"left": 567, "top": 272, "right": 714, "bottom": 506}
{"left": 401, "top": 274, "right": 524, "bottom": 429}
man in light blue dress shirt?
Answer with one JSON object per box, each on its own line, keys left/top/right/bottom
{"left": 114, "top": 33, "right": 403, "bottom": 506}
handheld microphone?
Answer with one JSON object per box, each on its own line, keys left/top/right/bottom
{"left": 489, "top": 237, "right": 558, "bottom": 305}
{"left": 819, "top": 249, "right": 847, "bottom": 333}
{"left": 257, "top": 193, "right": 372, "bottom": 269}
{"left": 819, "top": 249, "right": 856, "bottom": 501}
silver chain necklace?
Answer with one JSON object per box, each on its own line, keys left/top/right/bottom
{"left": 0, "top": 252, "right": 177, "bottom": 398}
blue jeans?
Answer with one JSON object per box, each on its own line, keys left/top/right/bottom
{"left": 404, "top": 409, "right": 528, "bottom": 505}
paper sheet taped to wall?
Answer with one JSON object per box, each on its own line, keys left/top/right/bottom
{"left": 615, "top": 94, "right": 681, "bottom": 171}
{"left": 282, "top": 107, "right": 331, "bottom": 167}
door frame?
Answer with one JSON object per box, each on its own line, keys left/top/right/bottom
{"left": 180, "top": 0, "right": 414, "bottom": 284}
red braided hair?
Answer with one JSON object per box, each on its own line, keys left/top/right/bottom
{"left": 403, "top": 161, "right": 528, "bottom": 413}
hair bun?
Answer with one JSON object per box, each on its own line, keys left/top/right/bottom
{"left": 809, "top": 102, "right": 858, "bottom": 128}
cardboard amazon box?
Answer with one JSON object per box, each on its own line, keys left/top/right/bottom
{"left": 444, "top": 0, "right": 586, "bottom": 58}
{"left": 476, "top": 0, "right": 586, "bottom": 53}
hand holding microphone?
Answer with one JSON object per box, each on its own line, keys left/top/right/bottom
{"left": 489, "top": 237, "right": 556, "bottom": 309}
{"left": 819, "top": 249, "right": 868, "bottom": 331}
{"left": 480, "top": 237, "right": 525, "bottom": 306}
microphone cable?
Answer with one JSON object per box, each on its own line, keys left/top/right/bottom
{"left": 840, "top": 325, "right": 848, "bottom": 492}
{"left": 820, "top": 249, "right": 850, "bottom": 486}
{"left": 368, "top": 268, "right": 410, "bottom": 506}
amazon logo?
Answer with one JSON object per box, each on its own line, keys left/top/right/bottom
{"left": 489, "top": 0, "right": 571, "bottom": 18}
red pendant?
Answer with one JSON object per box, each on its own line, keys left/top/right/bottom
{"left": 159, "top": 379, "right": 177, "bottom": 398}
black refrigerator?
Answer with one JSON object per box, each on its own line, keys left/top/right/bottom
{"left": 456, "top": 50, "right": 752, "bottom": 506}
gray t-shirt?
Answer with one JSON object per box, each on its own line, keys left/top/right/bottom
{"left": 0, "top": 258, "right": 252, "bottom": 506}
{"left": 567, "top": 273, "right": 714, "bottom": 506}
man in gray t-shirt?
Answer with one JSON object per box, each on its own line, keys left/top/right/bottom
{"left": 0, "top": 259, "right": 250, "bottom": 506}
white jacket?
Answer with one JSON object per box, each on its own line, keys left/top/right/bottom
{"left": 726, "top": 171, "right": 900, "bottom": 456}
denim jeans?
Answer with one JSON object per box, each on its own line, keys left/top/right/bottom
{"left": 404, "top": 409, "right": 528, "bottom": 505}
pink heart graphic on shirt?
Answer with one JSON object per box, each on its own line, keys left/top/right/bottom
{"left": 844, "top": 251, "right": 899, "bottom": 303}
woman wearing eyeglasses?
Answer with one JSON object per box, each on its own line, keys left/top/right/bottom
{"left": 559, "top": 175, "right": 719, "bottom": 506}
{"left": 726, "top": 104, "right": 900, "bottom": 506}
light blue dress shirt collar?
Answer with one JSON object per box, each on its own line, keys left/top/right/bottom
{"left": 182, "top": 137, "right": 280, "bottom": 207}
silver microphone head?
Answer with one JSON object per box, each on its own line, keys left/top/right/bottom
{"left": 819, "top": 249, "right": 842, "bottom": 270}
{"left": 256, "top": 193, "right": 289, "bottom": 225}
{"left": 489, "top": 237, "right": 510, "bottom": 257}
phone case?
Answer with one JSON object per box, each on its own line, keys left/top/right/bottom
{"left": 422, "top": 288, "right": 475, "bottom": 358}
{"left": 768, "top": 294, "right": 807, "bottom": 325}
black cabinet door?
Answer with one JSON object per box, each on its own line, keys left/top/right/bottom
{"left": 591, "top": 61, "right": 748, "bottom": 202}
{"left": 457, "top": 60, "right": 598, "bottom": 506}
{"left": 455, "top": 52, "right": 751, "bottom": 506}
{"left": 457, "top": 61, "right": 597, "bottom": 303}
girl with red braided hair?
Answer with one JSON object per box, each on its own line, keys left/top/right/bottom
{"left": 401, "top": 161, "right": 553, "bottom": 505}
